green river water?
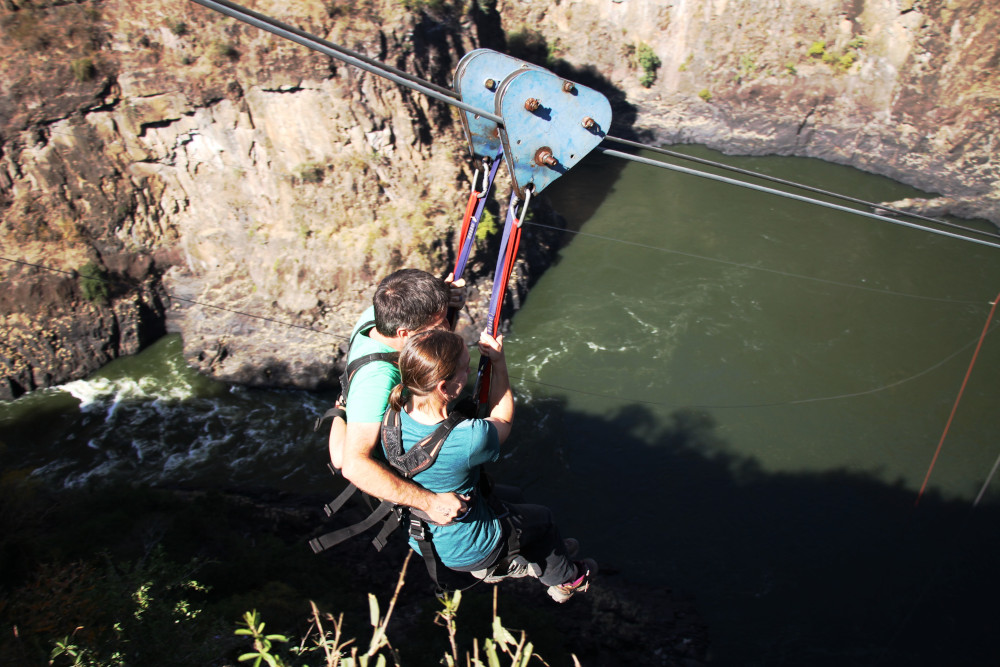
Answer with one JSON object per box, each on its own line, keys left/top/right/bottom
{"left": 3, "top": 146, "right": 1000, "bottom": 665}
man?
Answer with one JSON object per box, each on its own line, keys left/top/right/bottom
{"left": 328, "top": 269, "right": 467, "bottom": 525}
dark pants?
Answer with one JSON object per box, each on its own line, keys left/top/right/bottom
{"left": 505, "top": 502, "right": 577, "bottom": 586}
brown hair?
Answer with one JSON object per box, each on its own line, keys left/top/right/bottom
{"left": 373, "top": 269, "right": 449, "bottom": 337}
{"left": 388, "top": 330, "right": 466, "bottom": 411}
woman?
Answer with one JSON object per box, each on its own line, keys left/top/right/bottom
{"left": 387, "top": 328, "right": 596, "bottom": 602}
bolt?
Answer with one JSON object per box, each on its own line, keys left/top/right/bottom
{"left": 562, "top": 81, "right": 576, "bottom": 93}
{"left": 484, "top": 78, "right": 496, "bottom": 91}
{"left": 535, "top": 147, "right": 557, "bottom": 167}
{"left": 582, "top": 117, "right": 596, "bottom": 130}
{"left": 524, "top": 98, "right": 540, "bottom": 112}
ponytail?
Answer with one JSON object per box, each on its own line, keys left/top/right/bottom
{"left": 388, "top": 384, "right": 407, "bottom": 412}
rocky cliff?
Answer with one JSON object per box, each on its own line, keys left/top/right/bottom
{"left": 2, "top": 0, "right": 997, "bottom": 398}
{"left": 500, "top": 0, "right": 999, "bottom": 222}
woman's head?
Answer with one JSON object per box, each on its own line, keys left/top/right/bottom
{"left": 389, "top": 330, "right": 469, "bottom": 410}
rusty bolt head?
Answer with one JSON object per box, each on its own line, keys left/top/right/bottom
{"left": 582, "top": 117, "right": 596, "bottom": 130}
{"left": 484, "top": 78, "right": 496, "bottom": 91}
{"left": 524, "top": 98, "right": 541, "bottom": 112}
{"left": 562, "top": 81, "right": 576, "bottom": 93}
{"left": 535, "top": 147, "right": 558, "bottom": 167}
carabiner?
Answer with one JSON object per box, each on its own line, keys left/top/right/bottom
{"left": 474, "top": 156, "right": 492, "bottom": 199}
{"left": 513, "top": 185, "right": 533, "bottom": 227}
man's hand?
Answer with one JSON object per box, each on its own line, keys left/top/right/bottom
{"left": 425, "top": 491, "right": 468, "bottom": 525}
{"left": 444, "top": 273, "right": 467, "bottom": 311}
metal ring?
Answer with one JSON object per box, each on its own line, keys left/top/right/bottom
{"left": 475, "top": 157, "right": 492, "bottom": 199}
{"left": 514, "top": 186, "right": 533, "bottom": 227}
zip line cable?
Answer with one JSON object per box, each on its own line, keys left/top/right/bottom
{"left": 604, "top": 136, "right": 1000, "bottom": 242}
{"left": 191, "top": 0, "right": 1000, "bottom": 253}
{"left": 596, "top": 148, "right": 1000, "bottom": 252}
{"left": 190, "top": 0, "right": 499, "bottom": 123}
{"left": 192, "top": 0, "right": 458, "bottom": 100}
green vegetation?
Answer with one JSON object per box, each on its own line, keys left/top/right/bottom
{"left": 210, "top": 40, "right": 240, "bottom": 63}
{"left": 475, "top": 208, "right": 498, "bottom": 242}
{"left": 679, "top": 53, "right": 694, "bottom": 72}
{"left": 698, "top": 88, "right": 713, "bottom": 103}
{"left": 294, "top": 162, "right": 326, "bottom": 185}
{"left": 167, "top": 20, "right": 189, "bottom": 37}
{"left": 78, "top": 262, "right": 110, "bottom": 303}
{"left": 71, "top": 56, "right": 96, "bottom": 82}
{"left": 398, "top": 0, "right": 449, "bottom": 13}
{"left": 806, "top": 36, "right": 865, "bottom": 73}
{"left": 636, "top": 42, "right": 661, "bottom": 88}
{"left": 232, "top": 564, "right": 556, "bottom": 667}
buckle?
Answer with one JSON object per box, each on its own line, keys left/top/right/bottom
{"left": 408, "top": 518, "right": 426, "bottom": 541}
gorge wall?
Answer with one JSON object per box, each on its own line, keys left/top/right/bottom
{"left": 1, "top": 0, "right": 997, "bottom": 399}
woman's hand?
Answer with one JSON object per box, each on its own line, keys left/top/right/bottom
{"left": 478, "top": 331, "right": 504, "bottom": 362}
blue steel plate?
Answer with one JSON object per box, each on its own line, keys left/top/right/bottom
{"left": 454, "top": 49, "right": 539, "bottom": 162}
{"left": 495, "top": 69, "right": 612, "bottom": 197}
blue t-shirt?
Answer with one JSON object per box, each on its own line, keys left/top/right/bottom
{"left": 398, "top": 410, "right": 503, "bottom": 568}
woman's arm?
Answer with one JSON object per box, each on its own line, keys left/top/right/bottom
{"left": 479, "top": 332, "right": 514, "bottom": 443}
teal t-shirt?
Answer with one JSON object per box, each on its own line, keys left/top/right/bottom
{"left": 344, "top": 306, "right": 399, "bottom": 424}
{"left": 399, "top": 410, "right": 503, "bottom": 568}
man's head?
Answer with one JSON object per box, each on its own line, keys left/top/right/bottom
{"left": 373, "top": 269, "right": 450, "bottom": 339}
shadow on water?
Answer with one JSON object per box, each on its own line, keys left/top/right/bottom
{"left": 491, "top": 395, "right": 1000, "bottom": 666}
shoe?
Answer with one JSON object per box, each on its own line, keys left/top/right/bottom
{"left": 547, "top": 558, "right": 597, "bottom": 603}
{"left": 563, "top": 538, "right": 580, "bottom": 558}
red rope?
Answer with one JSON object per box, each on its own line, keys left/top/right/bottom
{"left": 915, "top": 291, "right": 1000, "bottom": 506}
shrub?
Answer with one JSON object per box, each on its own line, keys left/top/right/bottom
{"left": 167, "top": 20, "right": 189, "bottom": 36}
{"left": 636, "top": 42, "right": 661, "bottom": 87}
{"left": 78, "top": 262, "right": 110, "bottom": 303}
{"left": 475, "top": 208, "right": 498, "bottom": 241}
{"left": 70, "top": 57, "right": 96, "bottom": 82}
{"left": 807, "top": 41, "right": 826, "bottom": 58}
{"left": 838, "top": 51, "right": 858, "bottom": 71}
{"left": 698, "top": 88, "right": 712, "bottom": 102}
{"left": 293, "top": 162, "right": 325, "bottom": 184}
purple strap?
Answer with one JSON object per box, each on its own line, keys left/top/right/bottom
{"left": 453, "top": 147, "right": 504, "bottom": 280}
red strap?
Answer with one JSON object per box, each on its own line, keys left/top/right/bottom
{"left": 453, "top": 190, "right": 480, "bottom": 278}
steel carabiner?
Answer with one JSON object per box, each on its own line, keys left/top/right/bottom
{"left": 513, "top": 185, "right": 533, "bottom": 227}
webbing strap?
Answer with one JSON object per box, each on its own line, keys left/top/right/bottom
{"left": 323, "top": 481, "right": 358, "bottom": 517}
{"left": 475, "top": 190, "right": 524, "bottom": 406}
{"left": 453, "top": 147, "right": 504, "bottom": 281}
{"left": 308, "top": 500, "right": 394, "bottom": 554}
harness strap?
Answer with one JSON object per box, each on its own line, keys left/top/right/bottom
{"left": 381, "top": 408, "right": 467, "bottom": 479}
{"left": 308, "top": 499, "right": 394, "bottom": 554}
{"left": 474, "top": 189, "right": 525, "bottom": 406}
{"left": 323, "top": 481, "right": 359, "bottom": 517}
{"left": 453, "top": 147, "right": 504, "bottom": 281}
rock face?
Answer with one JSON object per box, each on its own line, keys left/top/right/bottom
{"left": 1, "top": 0, "right": 997, "bottom": 398}
{"left": 499, "top": 0, "right": 1000, "bottom": 223}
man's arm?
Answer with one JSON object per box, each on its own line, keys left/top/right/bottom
{"left": 340, "top": 420, "right": 466, "bottom": 524}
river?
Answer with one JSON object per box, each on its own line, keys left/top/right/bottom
{"left": 3, "top": 146, "right": 1000, "bottom": 665}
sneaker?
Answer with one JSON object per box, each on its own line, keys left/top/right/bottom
{"left": 563, "top": 538, "right": 580, "bottom": 558}
{"left": 547, "top": 558, "right": 598, "bottom": 603}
